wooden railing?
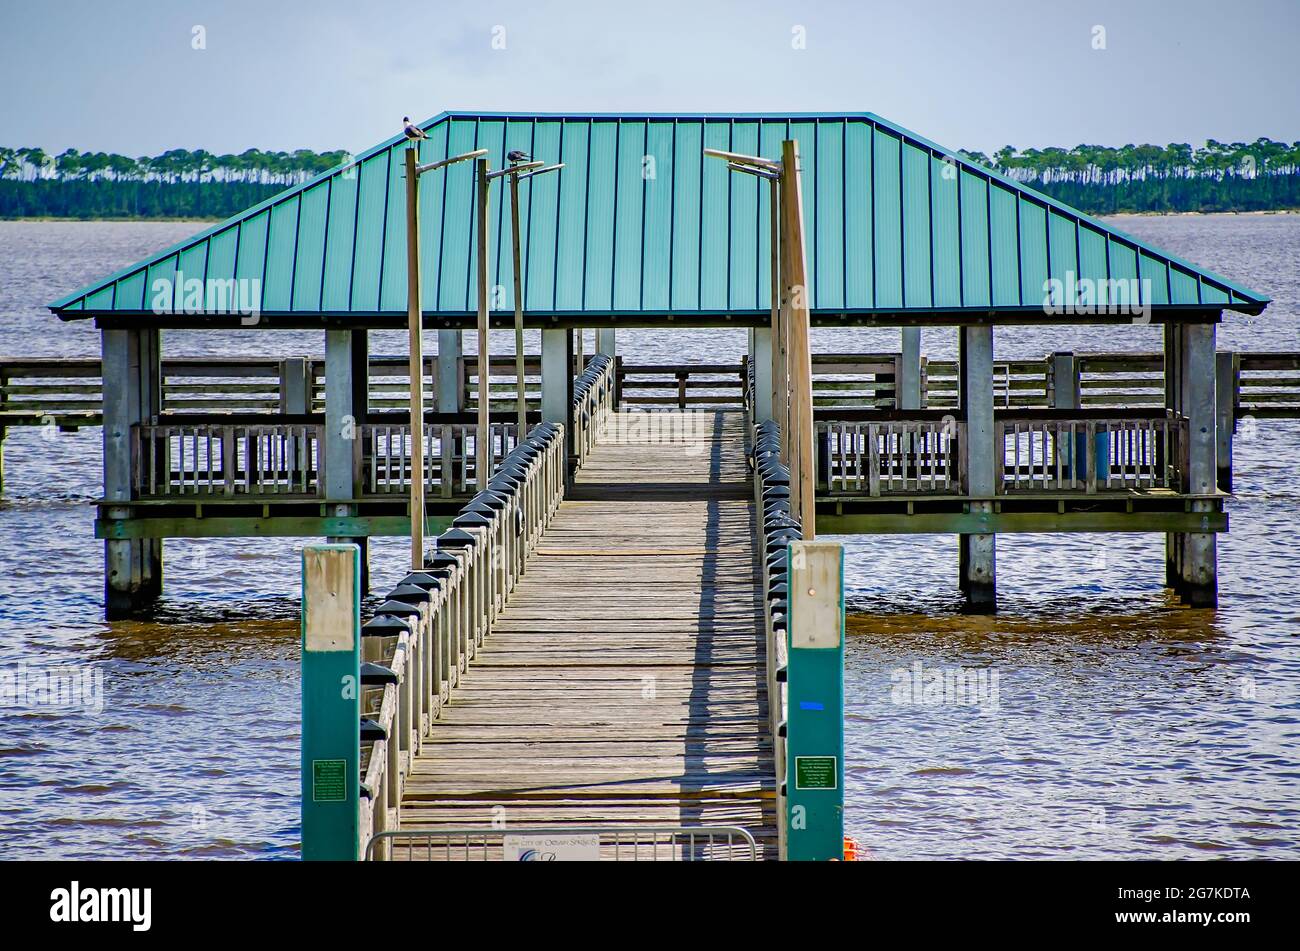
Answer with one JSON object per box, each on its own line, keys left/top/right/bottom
{"left": 133, "top": 420, "right": 324, "bottom": 498}
{"left": 573, "top": 354, "right": 615, "bottom": 466}
{"left": 131, "top": 417, "right": 526, "bottom": 500}
{"left": 0, "top": 358, "right": 102, "bottom": 427}
{"left": 616, "top": 360, "right": 747, "bottom": 410}
{"left": 9, "top": 350, "right": 1300, "bottom": 430}
{"left": 926, "top": 359, "right": 1052, "bottom": 410}
{"left": 360, "top": 421, "right": 522, "bottom": 498}
{"left": 817, "top": 413, "right": 966, "bottom": 496}
{"left": 357, "top": 422, "right": 567, "bottom": 859}
{"left": 1234, "top": 352, "right": 1300, "bottom": 418}
{"left": 811, "top": 353, "right": 906, "bottom": 409}
{"left": 995, "top": 410, "right": 1188, "bottom": 494}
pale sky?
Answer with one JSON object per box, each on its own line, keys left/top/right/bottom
{"left": 2, "top": 0, "right": 1297, "bottom": 158}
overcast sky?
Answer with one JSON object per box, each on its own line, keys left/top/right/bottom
{"left": 2, "top": 0, "right": 1297, "bottom": 158}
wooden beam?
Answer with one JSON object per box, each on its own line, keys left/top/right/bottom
{"left": 405, "top": 146, "right": 426, "bottom": 569}
{"left": 96, "top": 514, "right": 457, "bottom": 539}
{"left": 476, "top": 158, "right": 492, "bottom": 488}
{"left": 816, "top": 509, "right": 1228, "bottom": 535}
{"left": 510, "top": 161, "right": 526, "bottom": 434}
{"left": 780, "top": 140, "right": 815, "bottom": 538}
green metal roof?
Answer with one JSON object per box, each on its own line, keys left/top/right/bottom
{"left": 50, "top": 111, "right": 1270, "bottom": 320}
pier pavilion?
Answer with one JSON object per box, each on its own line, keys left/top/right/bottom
{"left": 50, "top": 111, "right": 1269, "bottom": 618}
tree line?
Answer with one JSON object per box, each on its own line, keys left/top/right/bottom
{"left": 2, "top": 139, "right": 1298, "bottom": 218}
{"left": 959, "top": 137, "right": 1300, "bottom": 213}
{"left": 0, "top": 146, "right": 350, "bottom": 218}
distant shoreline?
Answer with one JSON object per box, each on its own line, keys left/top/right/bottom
{"left": 0, "top": 215, "right": 223, "bottom": 223}
{"left": 4, "top": 209, "right": 1298, "bottom": 224}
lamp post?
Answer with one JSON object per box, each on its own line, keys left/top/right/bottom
{"left": 703, "top": 145, "right": 814, "bottom": 535}
{"left": 486, "top": 159, "right": 564, "bottom": 435}
{"left": 404, "top": 144, "right": 487, "bottom": 570}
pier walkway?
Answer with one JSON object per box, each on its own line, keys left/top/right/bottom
{"left": 396, "top": 411, "right": 777, "bottom": 857}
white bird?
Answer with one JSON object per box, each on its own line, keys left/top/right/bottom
{"left": 403, "top": 117, "right": 428, "bottom": 141}
{"left": 507, "top": 149, "right": 530, "bottom": 164}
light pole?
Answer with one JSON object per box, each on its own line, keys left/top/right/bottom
{"left": 703, "top": 145, "right": 815, "bottom": 536}
{"left": 405, "top": 144, "right": 486, "bottom": 570}
{"left": 486, "top": 159, "right": 564, "bottom": 435}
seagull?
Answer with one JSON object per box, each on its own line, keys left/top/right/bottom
{"left": 403, "top": 117, "right": 428, "bottom": 141}
{"left": 507, "top": 149, "right": 530, "bottom": 164}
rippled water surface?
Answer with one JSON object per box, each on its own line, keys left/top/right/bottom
{"left": 0, "top": 215, "right": 1297, "bottom": 859}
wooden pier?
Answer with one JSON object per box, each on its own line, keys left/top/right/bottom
{"left": 42, "top": 111, "right": 1280, "bottom": 859}
{"left": 396, "top": 411, "right": 776, "bottom": 856}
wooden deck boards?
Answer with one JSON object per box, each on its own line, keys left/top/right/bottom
{"left": 399, "top": 411, "right": 776, "bottom": 856}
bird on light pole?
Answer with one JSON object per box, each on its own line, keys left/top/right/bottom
{"left": 403, "top": 117, "right": 429, "bottom": 141}
{"left": 507, "top": 149, "right": 530, "bottom": 164}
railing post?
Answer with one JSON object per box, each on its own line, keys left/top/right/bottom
{"left": 301, "top": 543, "right": 361, "bottom": 861}
{"left": 899, "top": 328, "right": 922, "bottom": 410}
{"left": 751, "top": 328, "right": 774, "bottom": 422}
{"left": 785, "top": 540, "right": 844, "bottom": 862}
{"left": 436, "top": 331, "right": 461, "bottom": 413}
{"left": 280, "top": 357, "right": 310, "bottom": 415}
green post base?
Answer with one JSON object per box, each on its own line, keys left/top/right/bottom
{"left": 785, "top": 541, "right": 845, "bottom": 861}
{"left": 301, "top": 544, "right": 361, "bottom": 861}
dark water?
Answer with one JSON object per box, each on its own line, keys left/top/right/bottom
{"left": 0, "top": 215, "right": 1297, "bottom": 859}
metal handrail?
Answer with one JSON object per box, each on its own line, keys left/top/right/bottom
{"left": 747, "top": 367, "right": 796, "bottom": 860}
{"left": 572, "top": 353, "right": 615, "bottom": 467}
{"left": 366, "top": 825, "right": 759, "bottom": 861}
{"left": 357, "top": 421, "right": 567, "bottom": 859}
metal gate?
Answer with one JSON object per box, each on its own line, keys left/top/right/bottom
{"left": 365, "top": 826, "right": 760, "bottom": 861}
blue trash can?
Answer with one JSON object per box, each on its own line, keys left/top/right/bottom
{"left": 1058, "top": 429, "right": 1110, "bottom": 482}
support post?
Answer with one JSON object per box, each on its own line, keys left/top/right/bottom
{"left": 1178, "top": 321, "right": 1219, "bottom": 606}
{"left": 959, "top": 325, "right": 996, "bottom": 611}
{"left": 596, "top": 328, "right": 616, "bottom": 357}
{"left": 899, "top": 327, "right": 922, "bottom": 410}
{"left": 102, "top": 327, "right": 162, "bottom": 618}
{"left": 785, "top": 540, "right": 844, "bottom": 861}
{"left": 325, "top": 329, "right": 370, "bottom": 590}
{"left": 300, "top": 543, "right": 361, "bottom": 861}
{"left": 541, "top": 329, "right": 573, "bottom": 470}
{"left": 780, "top": 139, "right": 815, "bottom": 538}
{"left": 436, "top": 331, "right": 461, "bottom": 413}
{"left": 1215, "top": 350, "right": 1236, "bottom": 493}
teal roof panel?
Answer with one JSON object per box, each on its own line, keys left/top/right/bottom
{"left": 50, "top": 111, "right": 1271, "bottom": 319}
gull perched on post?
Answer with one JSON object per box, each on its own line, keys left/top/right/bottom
{"left": 507, "top": 149, "right": 530, "bottom": 164}
{"left": 403, "top": 117, "right": 428, "bottom": 141}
